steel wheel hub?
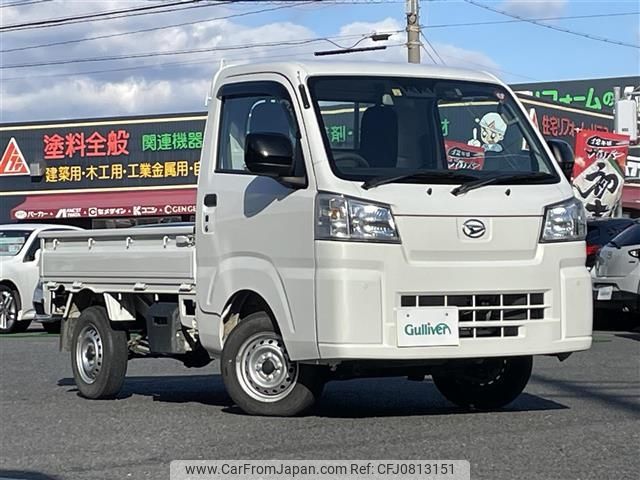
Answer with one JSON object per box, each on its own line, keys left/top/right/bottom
{"left": 236, "top": 333, "right": 298, "bottom": 402}
{"left": 0, "top": 291, "right": 16, "bottom": 330}
{"left": 75, "top": 325, "right": 103, "bottom": 384}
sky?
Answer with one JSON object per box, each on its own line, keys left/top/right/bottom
{"left": 0, "top": 0, "right": 638, "bottom": 122}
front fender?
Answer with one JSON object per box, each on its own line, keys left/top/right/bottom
{"left": 201, "top": 255, "right": 318, "bottom": 361}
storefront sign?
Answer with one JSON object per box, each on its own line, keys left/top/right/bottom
{"left": 514, "top": 76, "right": 639, "bottom": 113}
{"left": 9, "top": 187, "right": 197, "bottom": 221}
{"left": 0, "top": 114, "right": 205, "bottom": 195}
{"left": 573, "top": 130, "right": 630, "bottom": 218}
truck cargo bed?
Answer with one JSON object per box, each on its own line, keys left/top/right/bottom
{"left": 40, "top": 226, "right": 195, "bottom": 294}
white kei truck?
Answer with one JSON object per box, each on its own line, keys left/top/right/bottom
{"left": 39, "top": 61, "right": 593, "bottom": 416}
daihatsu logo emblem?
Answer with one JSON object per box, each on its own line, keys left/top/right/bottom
{"left": 462, "top": 219, "right": 486, "bottom": 238}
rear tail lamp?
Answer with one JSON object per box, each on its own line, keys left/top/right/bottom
{"left": 586, "top": 244, "right": 600, "bottom": 256}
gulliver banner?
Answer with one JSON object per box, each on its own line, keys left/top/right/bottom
{"left": 572, "top": 130, "right": 630, "bottom": 218}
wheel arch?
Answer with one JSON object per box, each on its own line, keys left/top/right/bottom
{"left": 60, "top": 288, "right": 105, "bottom": 351}
{"left": 0, "top": 279, "right": 22, "bottom": 307}
{"left": 221, "top": 289, "right": 278, "bottom": 342}
{"left": 0, "top": 279, "right": 23, "bottom": 326}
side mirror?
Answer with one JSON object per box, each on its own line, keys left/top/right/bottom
{"left": 245, "top": 133, "right": 294, "bottom": 177}
{"left": 547, "top": 139, "right": 574, "bottom": 181}
{"left": 33, "top": 249, "right": 41, "bottom": 264}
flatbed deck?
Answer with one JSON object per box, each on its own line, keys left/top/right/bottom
{"left": 40, "top": 226, "right": 195, "bottom": 295}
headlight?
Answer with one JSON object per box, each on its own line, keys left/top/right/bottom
{"left": 540, "top": 197, "right": 587, "bottom": 243}
{"left": 315, "top": 193, "right": 400, "bottom": 243}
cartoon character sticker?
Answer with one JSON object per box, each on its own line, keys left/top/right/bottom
{"left": 468, "top": 112, "right": 507, "bottom": 153}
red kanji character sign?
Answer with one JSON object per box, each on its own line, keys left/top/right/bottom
{"left": 65, "top": 132, "right": 86, "bottom": 157}
{"left": 107, "top": 129, "right": 130, "bottom": 156}
{"left": 86, "top": 131, "right": 107, "bottom": 157}
{"left": 43, "top": 134, "right": 65, "bottom": 159}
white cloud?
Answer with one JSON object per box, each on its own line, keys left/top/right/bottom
{"left": 0, "top": 9, "right": 501, "bottom": 121}
{"left": 428, "top": 43, "right": 500, "bottom": 74}
{"left": 1, "top": 77, "right": 210, "bottom": 120}
{"left": 500, "top": 0, "right": 568, "bottom": 17}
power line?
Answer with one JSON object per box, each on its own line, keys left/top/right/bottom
{"left": 419, "top": 42, "right": 437, "bottom": 64}
{"left": 0, "top": 0, "right": 199, "bottom": 31}
{"left": 0, "top": 41, "right": 405, "bottom": 82}
{"left": 4, "top": 6, "right": 635, "bottom": 54}
{"left": 463, "top": 0, "right": 640, "bottom": 49}
{"left": 1, "top": 2, "right": 313, "bottom": 53}
{"left": 419, "top": 32, "right": 536, "bottom": 80}
{"left": 1, "top": 30, "right": 402, "bottom": 70}
{"left": 420, "top": 32, "right": 445, "bottom": 65}
{"left": 219, "top": 0, "right": 407, "bottom": 3}
{"left": 423, "top": 11, "right": 640, "bottom": 29}
{"left": 0, "top": 0, "right": 227, "bottom": 32}
{"left": 0, "top": 0, "right": 51, "bottom": 8}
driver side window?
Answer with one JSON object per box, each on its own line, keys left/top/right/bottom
{"left": 217, "top": 88, "right": 300, "bottom": 173}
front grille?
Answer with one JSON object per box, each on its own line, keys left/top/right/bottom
{"left": 400, "top": 292, "right": 547, "bottom": 339}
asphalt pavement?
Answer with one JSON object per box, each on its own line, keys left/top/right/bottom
{"left": 0, "top": 320, "right": 638, "bottom": 480}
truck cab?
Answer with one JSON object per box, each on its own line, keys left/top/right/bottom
{"left": 42, "top": 62, "right": 592, "bottom": 416}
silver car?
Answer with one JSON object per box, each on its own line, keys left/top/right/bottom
{"left": 0, "top": 224, "right": 82, "bottom": 333}
{"left": 592, "top": 222, "right": 640, "bottom": 314}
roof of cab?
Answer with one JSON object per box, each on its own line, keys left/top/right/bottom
{"left": 217, "top": 60, "right": 502, "bottom": 86}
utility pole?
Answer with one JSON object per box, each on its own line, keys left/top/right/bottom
{"left": 406, "top": 0, "right": 421, "bottom": 64}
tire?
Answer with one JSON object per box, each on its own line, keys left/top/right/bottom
{"left": 0, "top": 285, "right": 30, "bottom": 334}
{"left": 42, "top": 321, "right": 61, "bottom": 334}
{"left": 71, "top": 306, "right": 128, "bottom": 399}
{"left": 432, "top": 356, "right": 533, "bottom": 410}
{"left": 221, "top": 312, "right": 324, "bottom": 416}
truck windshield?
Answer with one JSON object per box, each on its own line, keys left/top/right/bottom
{"left": 0, "top": 230, "right": 31, "bottom": 256}
{"left": 308, "top": 76, "right": 559, "bottom": 186}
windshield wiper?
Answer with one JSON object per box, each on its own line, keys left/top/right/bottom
{"left": 362, "top": 170, "right": 478, "bottom": 190}
{"left": 450, "top": 172, "right": 556, "bottom": 196}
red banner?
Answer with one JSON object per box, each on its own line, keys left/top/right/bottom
{"left": 572, "top": 130, "right": 629, "bottom": 218}
{"left": 10, "top": 188, "right": 196, "bottom": 221}
{"left": 445, "top": 140, "right": 485, "bottom": 171}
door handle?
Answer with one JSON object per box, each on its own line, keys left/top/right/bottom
{"left": 204, "top": 193, "right": 217, "bottom": 207}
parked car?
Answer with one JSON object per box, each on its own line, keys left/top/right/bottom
{"left": 592, "top": 222, "right": 640, "bottom": 314}
{"left": 585, "top": 218, "right": 635, "bottom": 269}
{"left": 0, "top": 224, "right": 82, "bottom": 333}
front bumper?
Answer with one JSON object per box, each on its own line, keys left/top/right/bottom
{"left": 315, "top": 241, "right": 592, "bottom": 360}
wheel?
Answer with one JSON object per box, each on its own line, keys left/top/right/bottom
{"left": 42, "top": 321, "right": 61, "bottom": 334}
{"left": 221, "top": 312, "right": 325, "bottom": 416}
{"left": 432, "top": 356, "right": 533, "bottom": 410}
{"left": 0, "top": 285, "right": 30, "bottom": 334}
{"left": 71, "top": 306, "right": 128, "bottom": 399}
